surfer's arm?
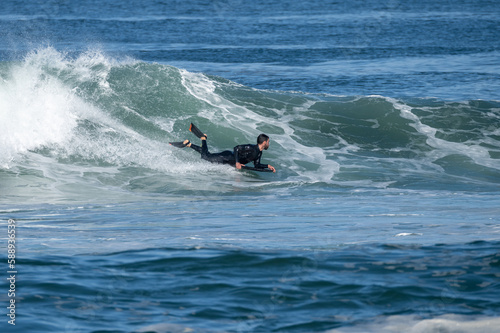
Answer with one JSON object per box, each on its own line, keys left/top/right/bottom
{"left": 254, "top": 162, "right": 269, "bottom": 169}
{"left": 255, "top": 163, "right": 275, "bottom": 172}
{"left": 233, "top": 146, "right": 244, "bottom": 169}
{"left": 253, "top": 152, "right": 269, "bottom": 169}
{"left": 253, "top": 158, "right": 276, "bottom": 173}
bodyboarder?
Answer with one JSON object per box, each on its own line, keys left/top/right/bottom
{"left": 170, "top": 123, "right": 276, "bottom": 172}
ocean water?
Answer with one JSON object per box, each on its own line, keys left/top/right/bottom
{"left": 1, "top": 0, "right": 500, "bottom": 332}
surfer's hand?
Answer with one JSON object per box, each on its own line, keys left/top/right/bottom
{"left": 236, "top": 162, "right": 244, "bottom": 170}
{"left": 268, "top": 165, "right": 276, "bottom": 173}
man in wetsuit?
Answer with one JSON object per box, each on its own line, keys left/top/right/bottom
{"left": 177, "top": 131, "right": 276, "bottom": 172}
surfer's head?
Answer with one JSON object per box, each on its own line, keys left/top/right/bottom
{"left": 257, "top": 134, "right": 270, "bottom": 150}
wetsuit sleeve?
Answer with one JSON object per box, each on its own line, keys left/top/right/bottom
{"left": 253, "top": 151, "right": 268, "bottom": 169}
{"left": 233, "top": 145, "right": 241, "bottom": 163}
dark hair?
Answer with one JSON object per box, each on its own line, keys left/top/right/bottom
{"left": 257, "top": 134, "right": 269, "bottom": 145}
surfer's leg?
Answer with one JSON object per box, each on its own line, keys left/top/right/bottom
{"left": 218, "top": 151, "right": 236, "bottom": 165}
{"left": 200, "top": 140, "right": 235, "bottom": 164}
{"left": 200, "top": 140, "right": 210, "bottom": 159}
{"left": 189, "top": 143, "right": 202, "bottom": 154}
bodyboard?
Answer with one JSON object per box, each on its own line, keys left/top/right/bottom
{"left": 241, "top": 165, "right": 274, "bottom": 172}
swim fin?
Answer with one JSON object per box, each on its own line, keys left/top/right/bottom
{"left": 169, "top": 140, "right": 190, "bottom": 148}
{"left": 189, "top": 123, "right": 207, "bottom": 139}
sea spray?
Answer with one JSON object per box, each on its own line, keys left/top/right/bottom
{"left": 0, "top": 48, "right": 79, "bottom": 167}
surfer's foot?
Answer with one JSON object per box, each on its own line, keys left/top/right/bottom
{"left": 184, "top": 139, "right": 192, "bottom": 147}
{"left": 201, "top": 135, "right": 207, "bottom": 141}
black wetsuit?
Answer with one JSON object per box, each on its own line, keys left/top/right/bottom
{"left": 190, "top": 141, "right": 268, "bottom": 168}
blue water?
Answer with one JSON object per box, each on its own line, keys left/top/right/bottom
{"left": 1, "top": 0, "right": 500, "bottom": 332}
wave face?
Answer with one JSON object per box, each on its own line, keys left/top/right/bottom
{"left": 1, "top": 48, "right": 499, "bottom": 203}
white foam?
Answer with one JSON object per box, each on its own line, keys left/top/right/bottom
{"left": 0, "top": 47, "right": 191, "bottom": 177}
{"left": 0, "top": 49, "right": 80, "bottom": 167}
{"left": 395, "top": 232, "right": 423, "bottom": 237}
{"left": 0, "top": 47, "right": 140, "bottom": 169}
{"left": 326, "top": 315, "right": 500, "bottom": 333}
{"left": 134, "top": 323, "right": 197, "bottom": 333}
{"left": 387, "top": 97, "right": 499, "bottom": 171}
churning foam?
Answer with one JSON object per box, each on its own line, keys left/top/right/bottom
{"left": 0, "top": 47, "right": 155, "bottom": 171}
{"left": 388, "top": 96, "right": 499, "bottom": 171}
{"left": 326, "top": 314, "right": 500, "bottom": 333}
{"left": 0, "top": 47, "right": 127, "bottom": 168}
{"left": 0, "top": 48, "right": 82, "bottom": 167}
